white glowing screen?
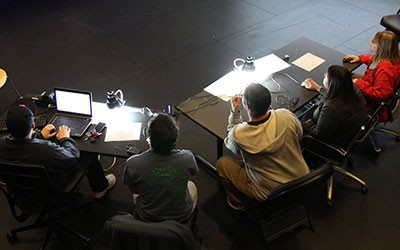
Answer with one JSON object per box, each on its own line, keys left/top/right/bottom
{"left": 54, "top": 89, "right": 92, "bottom": 116}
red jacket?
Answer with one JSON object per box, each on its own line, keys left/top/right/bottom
{"left": 355, "top": 54, "right": 400, "bottom": 122}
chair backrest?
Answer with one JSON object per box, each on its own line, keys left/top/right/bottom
{"left": 0, "top": 160, "right": 59, "bottom": 218}
{"left": 268, "top": 164, "right": 334, "bottom": 203}
{"left": 380, "top": 9, "right": 400, "bottom": 35}
{"left": 380, "top": 82, "right": 400, "bottom": 123}
{"left": 104, "top": 213, "right": 199, "bottom": 250}
{"left": 302, "top": 110, "right": 379, "bottom": 166}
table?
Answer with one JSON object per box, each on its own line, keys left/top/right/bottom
{"left": 1, "top": 101, "right": 151, "bottom": 158}
{"left": 75, "top": 102, "right": 151, "bottom": 158}
{"left": 176, "top": 37, "right": 360, "bottom": 168}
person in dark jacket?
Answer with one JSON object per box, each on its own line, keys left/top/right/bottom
{"left": 0, "top": 105, "right": 115, "bottom": 199}
{"left": 301, "top": 65, "right": 368, "bottom": 148}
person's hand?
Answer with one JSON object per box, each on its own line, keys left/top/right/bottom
{"left": 230, "top": 95, "right": 242, "bottom": 113}
{"left": 343, "top": 55, "right": 360, "bottom": 63}
{"left": 303, "top": 78, "right": 321, "bottom": 91}
{"left": 40, "top": 124, "right": 57, "bottom": 139}
{"left": 56, "top": 125, "right": 71, "bottom": 140}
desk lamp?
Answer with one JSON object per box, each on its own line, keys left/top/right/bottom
{"left": 233, "top": 56, "right": 255, "bottom": 72}
{"left": 0, "top": 68, "right": 22, "bottom": 97}
{"left": 1, "top": 68, "right": 37, "bottom": 114}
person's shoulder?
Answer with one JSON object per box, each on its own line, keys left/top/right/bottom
{"left": 126, "top": 149, "right": 151, "bottom": 162}
{"left": 171, "top": 149, "right": 195, "bottom": 159}
{"left": 174, "top": 149, "right": 194, "bottom": 155}
{"left": 273, "top": 109, "right": 297, "bottom": 119}
{"left": 378, "top": 60, "right": 396, "bottom": 69}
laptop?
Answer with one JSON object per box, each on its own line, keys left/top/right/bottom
{"left": 48, "top": 87, "right": 93, "bottom": 137}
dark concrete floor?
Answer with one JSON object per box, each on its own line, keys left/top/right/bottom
{"left": 0, "top": 0, "right": 399, "bottom": 249}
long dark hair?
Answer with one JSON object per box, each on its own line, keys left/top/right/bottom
{"left": 324, "top": 65, "right": 361, "bottom": 110}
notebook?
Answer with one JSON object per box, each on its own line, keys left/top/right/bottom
{"left": 48, "top": 87, "right": 93, "bottom": 137}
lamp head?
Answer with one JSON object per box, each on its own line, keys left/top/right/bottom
{"left": 0, "top": 68, "right": 7, "bottom": 88}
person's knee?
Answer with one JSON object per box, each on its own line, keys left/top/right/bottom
{"left": 188, "top": 181, "right": 198, "bottom": 205}
{"left": 216, "top": 156, "right": 231, "bottom": 176}
{"left": 216, "top": 156, "right": 241, "bottom": 179}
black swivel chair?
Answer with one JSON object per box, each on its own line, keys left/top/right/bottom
{"left": 104, "top": 213, "right": 200, "bottom": 250}
{"left": 0, "top": 160, "right": 91, "bottom": 249}
{"left": 369, "top": 84, "right": 400, "bottom": 153}
{"left": 302, "top": 111, "right": 380, "bottom": 206}
{"left": 248, "top": 164, "right": 334, "bottom": 245}
{"left": 380, "top": 8, "right": 400, "bottom": 37}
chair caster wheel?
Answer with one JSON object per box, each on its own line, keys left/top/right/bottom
{"left": 327, "top": 199, "right": 334, "bottom": 207}
{"left": 361, "top": 185, "right": 368, "bottom": 194}
{"left": 7, "top": 233, "right": 19, "bottom": 243}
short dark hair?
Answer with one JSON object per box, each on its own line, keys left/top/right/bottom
{"left": 242, "top": 83, "right": 271, "bottom": 117}
{"left": 6, "top": 106, "right": 34, "bottom": 138}
{"left": 147, "top": 113, "right": 179, "bottom": 155}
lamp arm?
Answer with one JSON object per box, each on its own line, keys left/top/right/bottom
{"left": 7, "top": 77, "right": 22, "bottom": 97}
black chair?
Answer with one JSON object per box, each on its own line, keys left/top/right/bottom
{"left": 104, "top": 213, "right": 200, "bottom": 250}
{"left": 248, "top": 164, "right": 334, "bottom": 245}
{"left": 0, "top": 160, "right": 91, "bottom": 249}
{"left": 380, "top": 8, "right": 400, "bottom": 37}
{"left": 302, "top": 111, "right": 380, "bottom": 206}
{"left": 369, "top": 84, "right": 400, "bottom": 153}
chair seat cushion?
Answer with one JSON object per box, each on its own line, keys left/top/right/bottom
{"left": 381, "top": 14, "right": 400, "bottom": 34}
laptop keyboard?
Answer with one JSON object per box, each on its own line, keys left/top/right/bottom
{"left": 51, "top": 115, "right": 88, "bottom": 129}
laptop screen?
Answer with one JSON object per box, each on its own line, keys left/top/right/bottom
{"left": 54, "top": 88, "right": 92, "bottom": 116}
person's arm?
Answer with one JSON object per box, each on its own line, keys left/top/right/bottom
{"left": 355, "top": 62, "right": 396, "bottom": 101}
{"left": 308, "top": 102, "right": 339, "bottom": 143}
{"left": 36, "top": 124, "right": 80, "bottom": 160}
{"left": 187, "top": 151, "right": 198, "bottom": 176}
{"left": 290, "top": 111, "right": 304, "bottom": 140}
{"left": 122, "top": 159, "right": 139, "bottom": 194}
{"left": 359, "top": 54, "right": 373, "bottom": 65}
{"left": 223, "top": 96, "right": 243, "bottom": 155}
{"left": 226, "top": 96, "right": 243, "bottom": 131}
{"left": 302, "top": 78, "right": 327, "bottom": 95}
{"left": 224, "top": 128, "right": 241, "bottom": 156}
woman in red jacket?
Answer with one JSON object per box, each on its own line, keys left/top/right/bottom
{"left": 344, "top": 31, "right": 400, "bottom": 122}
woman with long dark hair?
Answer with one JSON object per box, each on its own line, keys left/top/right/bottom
{"left": 302, "top": 65, "right": 367, "bottom": 148}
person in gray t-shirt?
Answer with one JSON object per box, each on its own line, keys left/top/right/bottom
{"left": 123, "top": 113, "right": 198, "bottom": 222}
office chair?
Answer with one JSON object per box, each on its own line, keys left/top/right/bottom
{"left": 369, "top": 84, "right": 400, "bottom": 153}
{"left": 104, "top": 213, "right": 200, "bottom": 250}
{"left": 0, "top": 160, "right": 91, "bottom": 249}
{"left": 302, "top": 111, "right": 380, "bottom": 206}
{"left": 247, "top": 164, "right": 334, "bottom": 245}
{"left": 380, "top": 8, "right": 400, "bottom": 37}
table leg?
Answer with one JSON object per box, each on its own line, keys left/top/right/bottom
{"left": 217, "top": 137, "right": 223, "bottom": 159}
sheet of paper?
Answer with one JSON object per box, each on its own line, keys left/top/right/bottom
{"left": 204, "top": 54, "right": 290, "bottom": 101}
{"left": 292, "top": 52, "right": 325, "bottom": 72}
{"left": 104, "top": 122, "right": 142, "bottom": 142}
{"left": 91, "top": 102, "right": 143, "bottom": 142}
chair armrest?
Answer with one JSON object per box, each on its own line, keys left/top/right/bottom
{"left": 269, "top": 164, "right": 334, "bottom": 200}
{"left": 302, "top": 135, "right": 346, "bottom": 165}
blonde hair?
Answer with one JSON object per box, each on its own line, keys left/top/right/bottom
{"left": 372, "top": 31, "right": 400, "bottom": 64}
